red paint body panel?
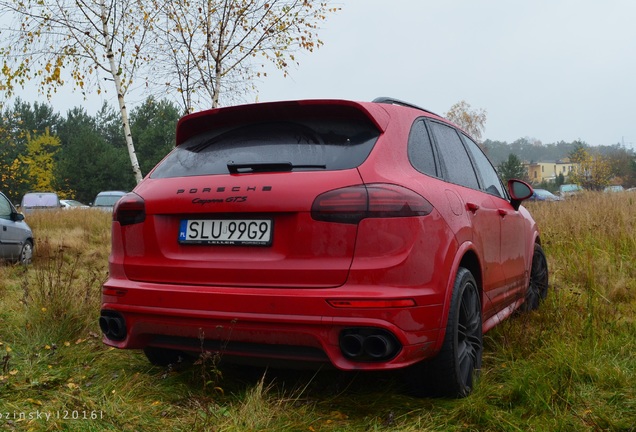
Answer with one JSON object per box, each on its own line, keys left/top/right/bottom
{"left": 102, "top": 99, "right": 540, "bottom": 371}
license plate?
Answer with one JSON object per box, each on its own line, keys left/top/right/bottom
{"left": 178, "top": 219, "right": 273, "bottom": 246}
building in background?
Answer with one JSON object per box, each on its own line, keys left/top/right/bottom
{"left": 525, "top": 159, "right": 579, "bottom": 184}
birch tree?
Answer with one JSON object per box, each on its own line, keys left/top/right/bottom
{"left": 0, "top": 0, "right": 157, "bottom": 183}
{"left": 149, "top": 0, "right": 338, "bottom": 111}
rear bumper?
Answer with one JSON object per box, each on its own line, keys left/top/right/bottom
{"left": 101, "top": 279, "right": 445, "bottom": 371}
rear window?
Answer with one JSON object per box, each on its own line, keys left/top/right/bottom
{"left": 94, "top": 195, "right": 125, "bottom": 206}
{"left": 22, "top": 193, "right": 59, "bottom": 208}
{"left": 150, "top": 120, "right": 379, "bottom": 178}
{"left": 560, "top": 184, "right": 582, "bottom": 193}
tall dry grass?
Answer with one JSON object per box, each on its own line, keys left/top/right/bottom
{"left": 0, "top": 193, "right": 633, "bottom": 431}
{"left": 9, "top": 209, "right": 111, "bottom": 343}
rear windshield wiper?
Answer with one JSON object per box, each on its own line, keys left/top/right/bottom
{"left": 227, "top": 161, "right": 326, "bottom": 174}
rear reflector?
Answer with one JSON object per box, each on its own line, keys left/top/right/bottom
{"left": 328, "top": 299, "right": 416, "bottom": 308}
{"left": 102, "top": 288, "right": 128, "bottom": 297}
{"left": 311, "top": 183, "right": 433, "bottom": 224}
{"left": 113, "top": 193, "right": 146, "bottom": 226}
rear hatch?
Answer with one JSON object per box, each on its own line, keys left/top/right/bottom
{"left": 119, "top": 100, "right": 388, "bottom": 288}
{"left": 21, "top": 192, "right": 59, "bottom": 210}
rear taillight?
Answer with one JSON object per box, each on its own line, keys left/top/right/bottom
{"left": 311, "top": 184, "right": 433, "bottom": 224}
{"left": 113, "top": 193, "right": 146, "bottom": 226}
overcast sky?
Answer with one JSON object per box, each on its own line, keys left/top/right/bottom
{"left": 255, "top": 0, "right": 636, "bottom": 149}
{"left": 19, "top": 0, "right": 636, "bottom": 149}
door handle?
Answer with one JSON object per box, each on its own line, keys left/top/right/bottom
{"left": 466, "top": 202, "right": 480, "bottom": 213}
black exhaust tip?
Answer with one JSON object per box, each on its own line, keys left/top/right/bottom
{"left": 339, "top": 328, "right": 401, "bottom": 362}
{"left": 340, "top": 333, "right": 365, "bottom": 358}
{"left": 364, "top": 334, "right": 395, "bottom": 359}
{"left": 99, "top": 311, "right": 127, "bottom": 341}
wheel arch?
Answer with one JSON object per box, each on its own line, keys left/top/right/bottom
{"left": 433, "top": 243, "right": 483, "bottom": 353}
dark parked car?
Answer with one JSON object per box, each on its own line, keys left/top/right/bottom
{"left": 100, "top": 98, "right": 548, "bottom": 397}
{"left": 529, "top": 188, "right": 562, "bottom": 202}
{"left": 0, "top": 191, "right": 34, "bottom": 264}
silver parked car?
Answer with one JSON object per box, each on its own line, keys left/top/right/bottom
{"left": 92, "top": 191, "right": 127, "bottom": 212}
{"left": 60, "top": 199, "right": 89, "bottom": 209}
{"left": 0, "top": 191, "right": 34, "bottom": 264}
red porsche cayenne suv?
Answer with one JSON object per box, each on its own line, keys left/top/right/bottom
{"left": 100, "top": 97, "right": 548, "bottom": 397}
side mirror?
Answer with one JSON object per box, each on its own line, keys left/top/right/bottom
{"left": 11, "top": 212, "right": 25, "bottom": 222}
{"left": 507, "top": 179, "right": 533, "bottom": 211}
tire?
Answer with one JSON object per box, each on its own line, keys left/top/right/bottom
{"left": 143, "top": 347, "right": 187, "bottom": 367}
{"left": 521, "top": 243, "right": 549, "bottom": 312}
{"left": 408, "top": 267, "right": 483, "bottom": 398}
{"left": 18, "top": 240, "right": 33, "bottom": 265}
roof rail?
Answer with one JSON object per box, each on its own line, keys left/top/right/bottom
{"left": 372, "top": 97, "right": 443, "bottom": 118}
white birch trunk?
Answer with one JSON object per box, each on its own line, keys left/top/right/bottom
{"left": 101, "top": 0, "right": 143, "bottom": 184}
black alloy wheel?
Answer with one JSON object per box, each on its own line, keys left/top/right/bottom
{"left": 521, "top": 243, "right": 549, "bottom": 312}
{"left": 143, "top": 347, "right": 187, "bottom": 367}
{"left": 408, "top": 267, "right": 483, "bottom": 398}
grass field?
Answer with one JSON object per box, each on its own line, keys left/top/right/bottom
{"left": 1, "top": 192, "right": 634, "bottom": 431}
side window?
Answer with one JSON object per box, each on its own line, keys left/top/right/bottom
{"left": 0, "top": 194, "right": 12, "bottom": 220}
{"left": 462, "top": 135, "right": 506, "bottom": 198}
{"left": 407, "top": 119, "right": 437, "bottom": 177}
{"left": 429, "top": 121, "right": 479, "bottom": 190}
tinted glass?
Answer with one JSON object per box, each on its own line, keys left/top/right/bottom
{"left": 151, "top": 120, "right": 379, "bottom": 179}
{"left": 95, "top": 195, "right": 125, "bottom": 206}
{"left": 0, "top": 194, "right": 11, "bottom": 219}
{"left": 408, "top": 120, "right": 437, "bottom": 177}
{"left": 429, "top": 122, "right": 479, "bottom": 189}
{"left": 461, "top": 134, "right": 505, "bottom": 198}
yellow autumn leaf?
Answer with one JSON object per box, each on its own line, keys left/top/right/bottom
{"left": 64, "top": 341, "right": 70, "bottom": 347}
{"left": 67, "top": 383, "right": 78, "bottom": 389}
{"left": 44, "top": 345, "right": 51, "bottom": 350}
{"left": 9, "top": 369, "right": 18, "bottom": 375}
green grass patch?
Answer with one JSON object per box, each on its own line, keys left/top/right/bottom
{"left": 1, "top": 195, "right": 634, "bottom": 431}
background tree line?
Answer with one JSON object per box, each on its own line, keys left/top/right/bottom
{"left": 446, "top": 100, "right": 636, "bottom": 190}
{"left": 488, "top": 139, "right": 636, "bottom": 191}
{"left": 2, "top": 95, "right": 633, "bottom": 204}
{"left": 0, "top": 97, "right": 180, "bottom": 204}
{"left": 484, "top": 137, "right": 636, "bottom": 167}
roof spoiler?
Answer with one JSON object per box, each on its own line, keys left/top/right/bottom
{"left": 373, "top": 97, "right": 443, "bottom": 118}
